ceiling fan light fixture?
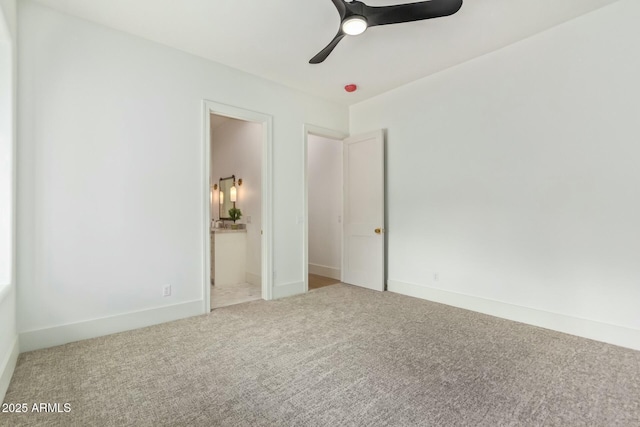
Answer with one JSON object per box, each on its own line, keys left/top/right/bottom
{"left": 341, "top": 16, "right": 367, "bottom": 36}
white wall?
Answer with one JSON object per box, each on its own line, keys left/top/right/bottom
{"left": 0, "top": 0, "right": 18, "bottom": 403}
{"left": 211, "top": 117, "right": 262, "bottom": 282}
{"left": 351, "top": 0, "right": 640, "bottom": 350}
{"left": 307, "top": 134, "right": 342, "bottom": 279}
{"left": 17, "top": 1, "right": 348, "bottom": 351}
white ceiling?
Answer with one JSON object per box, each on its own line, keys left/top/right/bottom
{"left": 33, "top": 0, "right": 620, "bottom": 105}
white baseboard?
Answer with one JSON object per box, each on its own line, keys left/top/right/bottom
{"left": 19, "top": 300, "right": 203, "bottom": 353}
{"left": 0, "top": 337, "right": 19, "bottom": 403}
{"left": 308, "top": 263, "right": 341, "bottom": 280}
{"left": 273, "top": 281, "right": 304, "bottom": 299}
{"left": 246, "top": 272, "right": 261, "bottom": 287}
{"left": 388, "top": 280, "right": 640, "bottom": 351}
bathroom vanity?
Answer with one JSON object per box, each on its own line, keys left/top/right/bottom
{"left": 210, "top": 228, "right": 246, "bottom": 286}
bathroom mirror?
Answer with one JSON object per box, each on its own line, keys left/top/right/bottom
{"left": 219, "top": 175, "right": 235, "bottom": 220}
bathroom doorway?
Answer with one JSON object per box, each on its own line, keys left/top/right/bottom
{"left": 304, "top": 127, "right": 348, "bottom": 292}
{"left": 203, "top": 101, "right": 273, "bottom": 312}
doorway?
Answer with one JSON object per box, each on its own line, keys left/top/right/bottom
{"left": 203, "top": 101, "right": 273, "bottom": 312}
{"left": 306, "top": 133, "right": 343, "bottom": 290}
{"left": 304, "top": 126, "right": 386, "bottom": 293}
{"left": 303, "top": 126, "right": 348, "bottom": 292}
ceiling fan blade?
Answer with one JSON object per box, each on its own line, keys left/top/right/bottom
{"left": 309, "top": 31, "right": 346, "bottom": 64}
{"left": 363, "top": 0, "right": 463, "bottom": 27}
{"left": 330, "top": 0, "right": 347, "bottom": 17}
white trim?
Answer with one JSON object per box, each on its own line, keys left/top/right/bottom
{"left": 202, "top": 100, "right": 274, "bottom": 312}
{"left": 0, "top": 6, "right": 17, "bottom": 404}
{"left": 202, "top": 103, "right": 212, "bottom": 312}
{"left": 303, "top": 125, "right": 348, "bottom": 293}
{"left": 19, "top": 300, "right": 202, "bottom": 352}
{"left": 0, "top": 6, "right": 16, "bottom": 293}
{"left": 0, "top": 336, "right": 18, "bottom": 402}
{"left": 388, "top": 280, "right": 640, "bottom": 351}
{"left": 308, "top": 263, "right": 341, "bottom": 280}
{"left": 273, "top": 281, "right": 304, "bottom": 300}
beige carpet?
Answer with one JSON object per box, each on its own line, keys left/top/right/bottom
{"left": 2, "top": 284, "right": 640, "bottom": 426}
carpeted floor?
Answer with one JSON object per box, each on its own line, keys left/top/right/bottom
{"left": 2, "top": 284, "right": 639, "bottom": 426}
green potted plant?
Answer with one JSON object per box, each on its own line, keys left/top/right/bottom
{"left": 228, "top": 207, "right": 242, "bottom": 229}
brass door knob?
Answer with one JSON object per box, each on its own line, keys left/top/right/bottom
{"left": 375, "top": 228, "right": 382, "bottom": 234}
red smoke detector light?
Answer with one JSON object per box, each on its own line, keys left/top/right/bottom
{"left": 344, "top": 84, "right": 357, "bottom": 93}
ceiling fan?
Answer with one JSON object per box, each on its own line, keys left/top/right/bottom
{"left": 310, "top": 0, "right": 463, "bottom": 64}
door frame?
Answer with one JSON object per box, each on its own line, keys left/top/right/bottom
{"left": 303, "top": 124, "right": 348, "bottom": 292}
{"left": 202, "top": 100, "right": 274, "bottom": 312}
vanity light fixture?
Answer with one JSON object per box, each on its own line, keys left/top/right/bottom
{"left": 211, "top": 184, "right": 219, "bottom": 205}
{"left": 230, "top": 177, "right": 242, "bottom": 203}
{"left": 230, "top": 185, "right": 237, "bottom": 203}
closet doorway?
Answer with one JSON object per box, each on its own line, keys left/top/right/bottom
{"left": 303, "top": 126, "right": 386, "bottom": 293}
{"left": 304, "top": 126, "right": 347, "bottom": 292}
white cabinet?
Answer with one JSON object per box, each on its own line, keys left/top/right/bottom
{"left": 213, "top": 229, "right": 246, "bottom": 286}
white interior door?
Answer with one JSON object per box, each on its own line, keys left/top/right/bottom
{"left": 342, "top": 130, "right": 385, "bottom": 291}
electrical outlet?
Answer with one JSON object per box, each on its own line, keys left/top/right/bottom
{"left": 433, "top": 273, "right": 439, "bottom": 282}
{"left": 338, "top": 215, "right": 342, "bottom": 223}
{"left": 163, "top": 285, "right": 172, "bottom": 297}
{"left": 247, "top": 216, "right": 252, "bottom": 224}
